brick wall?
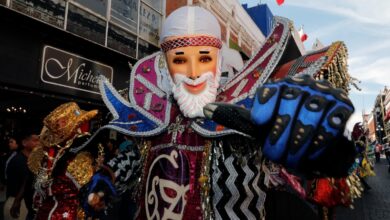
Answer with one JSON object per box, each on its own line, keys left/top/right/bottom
{"left": 166, "top": 0, "right": 187, "bottom": 16}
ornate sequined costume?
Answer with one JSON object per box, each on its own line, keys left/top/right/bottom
{"left": 72, "top": 12, "right": 356, "bottom": 219}
{"left": 28, "top": 102, "right": 99, "bottom": 220}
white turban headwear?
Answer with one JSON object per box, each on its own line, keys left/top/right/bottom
{"left": 160, "top": 6, "right": 222, "bottom": 52}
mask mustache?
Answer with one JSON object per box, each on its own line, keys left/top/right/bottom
{"left": 173, "top": 71, "right": 214, "bottom": 86}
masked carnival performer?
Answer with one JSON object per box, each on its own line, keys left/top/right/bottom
{"left": 28, "top": 102, "right": 117, "bottom": 219}
{"left": 77, "top": 6, "right": 358, "bottom": 220}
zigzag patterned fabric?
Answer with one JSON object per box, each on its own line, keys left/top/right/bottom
{"left": 212, "top": 154, "right": 266, "bottom": 220}
{"left": 107, "top": 149, "right": 141, "bottom": 195}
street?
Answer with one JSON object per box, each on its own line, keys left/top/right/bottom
{"left": 336, "top": 158, "right": 390, "bottom": 220}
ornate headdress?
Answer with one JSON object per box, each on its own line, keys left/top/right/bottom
{"left": 39, "top": 102, "right": 98, "bottom": 147}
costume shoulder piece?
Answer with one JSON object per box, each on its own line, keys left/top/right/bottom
{"left": 99, "top": 52, "right": 172, "bottom": 137}
{"left": 191, "top": 17, "right": 298, "bottom": 137}
{"left": 191, "top": 18, "right": 355, "bottom": 137}
{"left": 271, "top": 41, "right": 353, "bottom": 93}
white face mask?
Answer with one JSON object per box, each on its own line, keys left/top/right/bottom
{"left": 170, "top": 71, "right": 220, "bottom": 118}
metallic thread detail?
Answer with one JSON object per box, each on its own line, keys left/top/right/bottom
{"left": 295, "top": 56, "right": 327, "bottom": 77}
{"left": 167, "top": 117, "right": 185, "bottom": 144}
{"left": 253, "top": 170, "right": 266, "bottom": 216}
{"left": 48, "top": 195, "right": 58, "bottom": 220}
{"left": 200, "top": 140, "right": 213, "bottom": 220}
{"left": 240, "top": 164, "right": 256, "bottom": 220}
{"left": 66, "top": 152, "right": 94, "bottom": 187}
{"left": 190, "top": 121, "right": 249, "bottom": 138}
{"left": 221, "top": 17, "right": 291, "bottom": 107}
{"left": 151, "top": 143, "right": 204, "bottom": 152}
{"left": 65, "top": 172, "right": 81, "bottom": 189}
{"left": 143, "top": 93, "right": 153, "bottom": 110}
{"left": 128, "top": 52, "right": 172, "bottom": 136}
{"left": 231, "top": 79, "right": 249, "bottom": 98}
{"left": 110, "top": 120, "right": 143, "bottom": 125}
{"left": 224, "top": 156, "right": 239, "bottom": 220}
{"left": 160, "top": 36, "right": 222, "bottom": 52}
{"left": 212, "top": 157, "right": 223, "bottom": 220}
{"left": 223, "top": 44, "right": 277, "bottom": 92}
{"left": 135, "top": 74, "right": 165, "bottom": 98}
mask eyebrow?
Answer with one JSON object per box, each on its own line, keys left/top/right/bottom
{"left": 199, "top": 50, "right": 210, "bottom": 54}
{"left": 175, "top": 51, "right": 184, "bottom": 55}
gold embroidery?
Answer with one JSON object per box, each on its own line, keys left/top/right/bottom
{"left": 28, "top": 145, "right": 45, "bottom": 175}
{"left": 67, "top": 152, "right": 94, "bottom": 187}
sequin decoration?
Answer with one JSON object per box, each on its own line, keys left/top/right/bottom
{"left": 151, "top": 103, "right": 164, "bottom": 112}
{"left": 128, "top": 113, "right": 137, "bottom": 120}
{"left": 39, "top": 102, "right": 98, "bottom": 147}
{"left": 199, "top": 140, "right": 213, "bottom": 219}
{"left": 66, "top": 152, "right": 94, "bottom": 187}
{"left": 142, "top": 66, "right": 151, "bottom": 73}
{"left": 135, "top": 87, "right": 145, "bottom": 94}
{"left": 28, "top": 145, "right": 45, "bottom": 175}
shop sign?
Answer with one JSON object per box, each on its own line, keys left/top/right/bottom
{"left": 41, "top": 46, "right": 113, "bottom": 94}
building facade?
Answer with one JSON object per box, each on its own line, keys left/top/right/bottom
{"left": 0, "top": 0, "right": 166, "bottom": 138}
{"left": 383, "top": 87, "right": 390, "bottom": 142}
{"left": 362, "top": 112, "right": 376, "bottom": 143}
{"left": 372, "top": 88, "right": 389, "bottom": 144}
{"left": 165, "top": 0, "right": 265, "bottom": 59}
{"left": 0, "top": 0, "right": 264, "bottom": 138}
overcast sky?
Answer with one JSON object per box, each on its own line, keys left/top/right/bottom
{"left": 240, "top": 0, "right": 390, "bottom": 131}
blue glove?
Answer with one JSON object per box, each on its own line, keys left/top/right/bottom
{"left": 204, "top": 75, "right": 356, "bottom": 177}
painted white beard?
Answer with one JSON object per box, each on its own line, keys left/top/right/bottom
{"left": 171, "top": 71, "right": 220, "bottom": 118}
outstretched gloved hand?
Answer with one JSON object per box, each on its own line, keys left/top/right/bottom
{"left": 79, "top": 172, "right": 118, "bottom": 217}
{"left": 204, "top": 75, "right": 356, "bottom": 177}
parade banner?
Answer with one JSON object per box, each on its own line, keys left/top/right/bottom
{"left": 41, "top": 46, "right": 113, "bottom": 95}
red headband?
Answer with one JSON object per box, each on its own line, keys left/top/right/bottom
{"left": 160, "top": 36, "right": 222, "bottom": 52}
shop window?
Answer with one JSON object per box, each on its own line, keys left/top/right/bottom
{"left": 142, "top": 0, "right": 162, "bottom": 13}
{"left": 67, "top": 4, "right": 106, "bottom": 45}
{"left": 139, "top": 2, "right": 161, "bottom": 46}
{"left": 138, "top": 38, "right": 159, "bottom": 59}
{"left": 72, "top": 0, "right": 108, "bottom": 17}
{"left": 110, "top": 0, "right": 138, "bottom": 34}
{"left": 107, "top": 23, "right": 137, "bottom": 58}
{"left": 10, "top": 0, "right": 65, "bottom": 28}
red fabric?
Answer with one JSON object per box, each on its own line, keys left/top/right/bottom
{"left": 35, "top": 176, "right": 79, "bottom": 220}
{"left": 385, "top": 110, "right": 390, "bottom": 121}
{"left": 300, "top": 33, "right": 308, "bottom": 42}
{"left": 308, "top": 178, "right": 351, "bottom": 207}
{"left": 79, "top": 122, "right": 90, "bottom": 133}
{"left": 160, "top": 36, "right": 222, "bottom": 52}
{"left": 276, "top": 0, "right": 285, "bottom": 6}
{"left": 280, "top": 168, "right": 306, "bottom": 198}
{"left": 47, "top": 147, "right": 56, "bottom": 170}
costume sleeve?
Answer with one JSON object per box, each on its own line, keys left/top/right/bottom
{"left": 106, "top": 147, "right": 141, "bottom": 194}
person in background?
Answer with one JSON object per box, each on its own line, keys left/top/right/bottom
{"left": 375, "top": 142, "right": 382, "bottom": 163}
{"left": 103, "top": 138, "right": 119, "bottom": 162}
{"left": 4, "top": 131, "right": 39, "bottom": 220}
{"left": 118, "top": 135, "right": 135, "bottom": 153}
{"left": 1, "top": 137, "right": 20, "bottom": 191}
{"left": 384, "top": 142, "right": 390, "bottom": 172}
